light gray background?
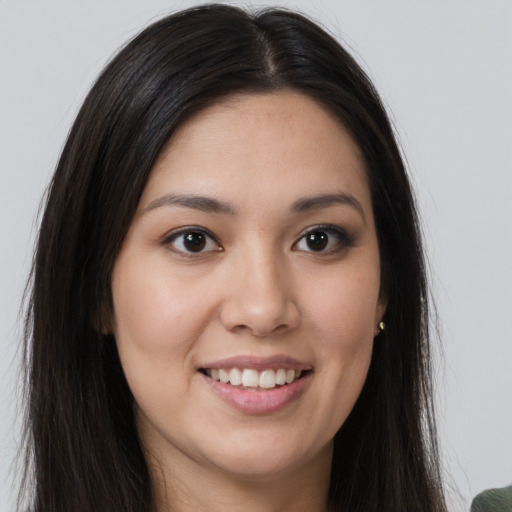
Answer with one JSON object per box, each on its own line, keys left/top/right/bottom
{"left": 1, "top": 1, "right": 511, "bottom": 511}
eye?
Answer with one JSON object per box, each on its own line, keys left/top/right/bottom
{"left": 294, "top": 225, "right": 355, "bottom": 253}
{"left": 163, "top": 228, "right": 221, "bottom": 256}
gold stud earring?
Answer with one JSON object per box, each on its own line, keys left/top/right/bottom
{"left": 374, "top": 321, "right": 385, "bottom": 337}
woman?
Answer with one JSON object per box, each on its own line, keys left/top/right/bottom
{"left": 19, "top": 4, "right": 447, "bottom": 512}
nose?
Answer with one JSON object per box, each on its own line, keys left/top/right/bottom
{"left": 219, "top": 251, "right": 301, "bottom": 337}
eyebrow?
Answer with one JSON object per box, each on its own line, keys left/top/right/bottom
{"left": 291, "top": 193, "right": 366, "bottom": 224}
{"left": 144, "top": 194, "right": 238, "bottom": 215}
{"left": 144, "top": 191, "right": 366, "bottom": 223}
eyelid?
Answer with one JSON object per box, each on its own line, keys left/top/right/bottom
{"left": 293, "top": 224, "right": 356, "bottom": 253}
{"left": 159, "top": 224, "right": 355, "bottom": 257}
{"left": 161, "top": 226, "right": 222, "bottom": 256}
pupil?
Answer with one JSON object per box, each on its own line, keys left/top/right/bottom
{"left": 184, "top": 232, "right": 206, "bottom": 252}
{"left": 306, "top": 231, "right": 328, "bottom": 251}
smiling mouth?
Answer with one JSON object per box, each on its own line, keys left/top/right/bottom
{"left": 200, "top": 368, "right": 308, "bottom": 389}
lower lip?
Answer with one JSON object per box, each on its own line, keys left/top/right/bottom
{"left": 201, "top": 373, "right": 311, "bottom": 414}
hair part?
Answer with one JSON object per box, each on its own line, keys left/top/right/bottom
{"left": 20, "top": 4, "right": 446, "bottom": 511}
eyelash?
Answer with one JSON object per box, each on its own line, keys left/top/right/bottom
{"left": 293, "top": 224, "right": 356, "bottom": 254}
{"left": 161, "top": 227, "right": 222, "bottom": 258}
{"left": 161, "top": 224, "right": 356, "bottom": 257}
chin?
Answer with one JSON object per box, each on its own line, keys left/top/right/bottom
{"left": 203, "top": 434, "right": 333, "bottom": 482}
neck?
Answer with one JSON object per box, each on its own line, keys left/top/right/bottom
{"left": 146, "top": 443, "right": 332, "bottom": 512}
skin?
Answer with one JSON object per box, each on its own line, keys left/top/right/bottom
{"left": 111, "top": 91, "right": 386, "bottom": 512}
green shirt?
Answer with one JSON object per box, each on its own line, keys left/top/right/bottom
{"left": 471, "top": 484, "right": 512, "bottom": 512}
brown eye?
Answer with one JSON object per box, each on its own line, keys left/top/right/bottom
{"left": 305, "top": 231, "right": 328, "bottom": 251}
{"left": 294, "top": 225, "right": 355, "bottom": 254}
{"left": 183, "top": 232, "right": 206, "bottom": 252}
{"left": 165, "top": 229, "right": 220, "bottom": 255}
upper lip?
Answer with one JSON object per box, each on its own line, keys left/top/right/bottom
{"left": 199, "top": 355, "right": 313, "bottom": 372}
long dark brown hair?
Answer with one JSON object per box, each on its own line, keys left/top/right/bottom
{"left": 19, "top": 4, "right": 447, "bottom": 511}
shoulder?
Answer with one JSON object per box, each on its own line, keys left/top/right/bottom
{"left": 471, "top": 484, "right": 512, "bottom": 512}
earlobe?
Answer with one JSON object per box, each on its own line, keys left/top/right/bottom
{"left": 374, "top": 321, "right": 385, "bottom": 337}
{"left": 374, "top": 296, "right": 388, "bottom": 337}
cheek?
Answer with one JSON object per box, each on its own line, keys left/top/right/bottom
{"left": 110, "top": 255, "right": 215, "bottom": 422}
{"left": 299, "top": 264, "right": 378, "bottom": 420}
{"left": 111, "top": 251, "right": 214, "bottom": 358}
{"left": 303, "top": 264, "right": 380, "bottom": 348}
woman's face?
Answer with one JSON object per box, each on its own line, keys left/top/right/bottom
{"left": 111, "top": 91, "right": 386, "bottom": 481}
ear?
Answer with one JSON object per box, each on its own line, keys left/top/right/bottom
{"left": 373, "top": 294, "right": 388, "bottom": 337}
{"left": 376, "top": 294, "right": 387, "bottom": 323}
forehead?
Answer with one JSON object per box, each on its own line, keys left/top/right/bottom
{"left": 141, "top": 91, "right": 370, "bottom": 215}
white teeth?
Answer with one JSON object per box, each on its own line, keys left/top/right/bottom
{"left": 259, "top": 370, "right": 276, "bottom": 389}
{"left": 206, "top": 367, "right": 305, "bottom": 388}
{"left": 275, "top": 368, "right": 287, "bottom": 386}
{"left": 242, "top": 369, "right": 259, "bottom": 387}
{"left": 229, "top": 368, "right": 242, "bottom": 386}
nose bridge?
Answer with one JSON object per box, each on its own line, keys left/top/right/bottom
{"left": 220, "top": 239, "right": 299, "bottom": 336}
{"left": 245, "top": 245, "right": 284, "bottom": 306}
